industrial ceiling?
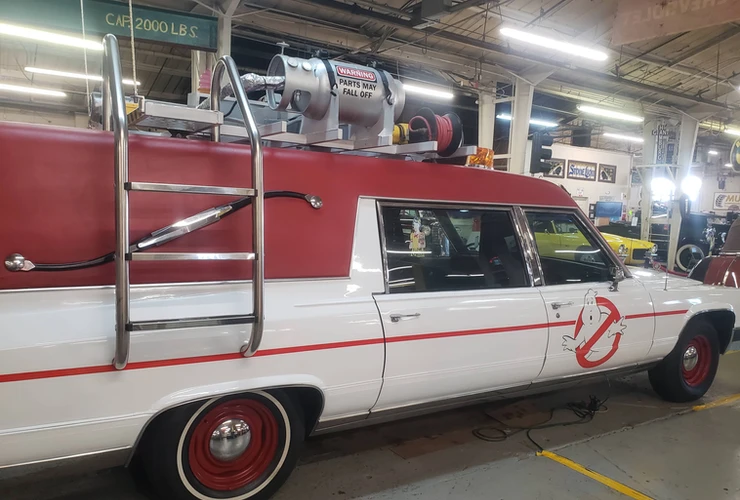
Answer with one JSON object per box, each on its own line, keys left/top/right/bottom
{"left": 1, "top": 0, "right": 739, "bottom": 139}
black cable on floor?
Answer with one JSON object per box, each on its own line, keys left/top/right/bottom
{"left": 472, "top": 378, "right": 611, "bottom": 452}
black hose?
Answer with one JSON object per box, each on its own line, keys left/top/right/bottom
{"left": 30, "top": 190, "right": 317, "bottom": 272}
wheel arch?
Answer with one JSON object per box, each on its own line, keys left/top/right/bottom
{"left": 126, "top": 380, "right": 325, "bottom": 466}
{"left": 682, "top": 308, "right": 735, "bottom": 354}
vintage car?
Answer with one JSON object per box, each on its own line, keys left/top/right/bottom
{"left": 690, "top": 218, "right": 740, "bottom": 288}
{"left": 530, "top": 217, "right": 657, "bottom": 266}
{"left": 602, "top": 233, "right": 658, "bottom": 266}
{"left": 0, "top": 120, "right": 737, "bottom": 500}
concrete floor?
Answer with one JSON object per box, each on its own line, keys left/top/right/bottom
{"left": 3, "top": 350, "right": 740, "bottom": 500}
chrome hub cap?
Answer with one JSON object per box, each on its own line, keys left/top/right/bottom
{"left": 683, "top": 345, "right": 699, "bottom": 371}
{"left": 209, "top": 418, "right": 251, "bottom": 462}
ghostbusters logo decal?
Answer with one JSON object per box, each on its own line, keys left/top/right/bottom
{"left": 561, "top": 290, "right": 626, "bottom": 368}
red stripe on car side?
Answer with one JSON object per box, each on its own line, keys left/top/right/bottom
{"left": 0, "top": 310, "right": 690, "bottom": 383}
{"left": 388, "top": 322, "right": 556, "bottom": 344}
{"left": 625, "top": 310, "right": 688, "bottom": 320}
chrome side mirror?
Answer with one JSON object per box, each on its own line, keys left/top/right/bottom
{"left": 609, "top": 266, "right": 626, "bottom": 292}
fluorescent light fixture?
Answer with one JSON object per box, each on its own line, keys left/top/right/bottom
{"left": 25, "top": 67, "right": 140, "bottom": 86}
{"left": 0, "top": 23, "right": 102, "bottom": 51}
{"left": 578, "top": 105, "right": 644, "bottom": 123}
{"left": 402, "top": 83, "right": 454, "bottom": 100}
{"left": 496, "top": 113, "right": 558, "bottom": 128}
{"left": 725, "top": 128, "right": 740, "bottom": 137}
{"left": 603, "top": 132, "right": 644, "bottom": 143}
{"left": 708, "top": 150, "right": 719, "bottom": 155}
{"left": 0, "top": 83, "right": 66, "bottom": 97}
{"left": 500, "top": 27, "right": 608, "bottom": 61}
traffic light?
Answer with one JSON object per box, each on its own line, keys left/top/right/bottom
{"left": 530, "top": 131, "right": 554, "bottom": 174}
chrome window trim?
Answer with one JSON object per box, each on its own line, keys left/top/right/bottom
{"left": 513, "top": 206, "right": 543, "bottom": 286}
{"left": 375, "top": 200, "right": 534, "bottom": 295}
{"left": 520, "top": 207, "right": 631, "bottom": 287}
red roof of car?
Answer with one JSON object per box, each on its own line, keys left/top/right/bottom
{"left": 0, "top": 122, "right": 576, "bottom": 289}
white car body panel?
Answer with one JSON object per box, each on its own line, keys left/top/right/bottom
{"left": 373, "top": 287, "right": 548, "bottom": 410}
{"left": 0, "top": 198, "right": 735, "bottom": 471}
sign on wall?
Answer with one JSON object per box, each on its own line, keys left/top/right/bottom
{"left": 543, "top": 158, "right": 566, "bottom": 178}
{"left": 713, "top": 192, "right": 740, "bottom": 211}
{"left": 613, "top": 0, "right": 740, "bottom": 46}
{"left": 567, "top": 160, "right": 597, "bottom": 181}
{"left": 0, "top": 0, "right": 218, "bottom": 51}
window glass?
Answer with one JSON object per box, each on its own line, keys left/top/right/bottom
{"left": 381, "top": 206, "right": 529, "bottom": 293}
{"left": 526, "top": 212, "right": 612, "bottom": 285}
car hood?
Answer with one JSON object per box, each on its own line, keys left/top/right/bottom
{"left": 603, "top": 233, "right": 654, "bottom": 249}
{"left": 630, "top": 267, "right": 704, "bottom": 289}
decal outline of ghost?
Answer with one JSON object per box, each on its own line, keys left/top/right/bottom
{"left": 561, "top": 289, "right": 626, "bottom": 368}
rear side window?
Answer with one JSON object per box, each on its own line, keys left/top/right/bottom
{"left": 526, "top": 211, "right": 612, "bottom": 285}
{"left": 381, "top": 206, "right": 529, "bottom": 293}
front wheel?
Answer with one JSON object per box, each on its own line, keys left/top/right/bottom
{"left": 142, "top": 390, "right": 304, "bottom": 500}
{"left": 648, "top": 320, "right": 719, "bottom": 402}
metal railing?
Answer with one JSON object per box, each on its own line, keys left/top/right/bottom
{"left": 103, "top": 34, "right": 131, "bottom": 370}
{"left": 104, "top": 33, "right": 265, "bottom": 369}
{"left": 210, "top": 56, "right": 265, "bottom": 357}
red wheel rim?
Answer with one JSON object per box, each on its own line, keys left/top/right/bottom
{"left": 188, "top": 398, "right": 280, "bottom": 492}
{"left": 682, "top": 335, "right": 711, "bottom": 387}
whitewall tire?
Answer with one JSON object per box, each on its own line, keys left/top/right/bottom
{"left": 142, "top": 390, "right": 304, "bottom": 500}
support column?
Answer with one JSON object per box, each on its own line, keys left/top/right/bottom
{"left": 477, "top": 92, "right": 495, "bottom": 150}
{"left": 217, "top": 0, "right": 241, "bottom": 58}
{"left": 509, "top": 79, "right": 534, "bottom": 174}
{"left": 667, "top": 116, "right": 700, "bottom": 270}
{"left": 187, "top": 50, "right": 207, "bottom": 107}
{"left": 640, "top": 119, "right": 658, "bottom": 242}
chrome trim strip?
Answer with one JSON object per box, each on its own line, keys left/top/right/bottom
{"left": 0, "top": 447, "right": 130, "bottom": 480}
{"left": 375, "top": 200, "right": 391, "bottom": 294}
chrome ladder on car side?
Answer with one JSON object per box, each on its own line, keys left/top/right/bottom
{"left": 102, "top": 34, "right": 264, "bottom": 370}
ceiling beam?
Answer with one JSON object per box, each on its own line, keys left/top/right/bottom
{"left": 293, "top": 0, "right": 735, "bottom": 109}
{"left": 668, "top": 25, "right": 740, "bottom": 67}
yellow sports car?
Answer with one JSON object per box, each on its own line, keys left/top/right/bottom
{"left": 530, "top": 218, "right": 657, "bottom": 266}
{"left": 602, "top": 232, "right": 658, "bottom": 266}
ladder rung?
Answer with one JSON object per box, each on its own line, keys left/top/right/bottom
{"left": 127, "top": 314, "right": 256, "bottom": 332}
{"left": 130, "top": 252, "right": 255, "bottom": 261}
{"left": 127, "top": 182, "right": 255, "bottom": 196}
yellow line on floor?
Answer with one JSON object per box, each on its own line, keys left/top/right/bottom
{"left": 537, "top": 450, "right": 653, "bottom": 500}
{"left": 693, "top": 393, "right": 740, "bottom": 411}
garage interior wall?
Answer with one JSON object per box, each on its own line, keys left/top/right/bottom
{"left": 696, "top": 172, "right": 740, "bottom": 214}
{"left": 0, "top": 107, "right": 88, "bottom": 128}
{"left": 526, "top": 141, "right": 633, "bottom": 209}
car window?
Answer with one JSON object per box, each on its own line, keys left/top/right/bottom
{"left": 526, "top": 211, "right": 612, "bottom": 285}
{"left": 381, "top": 206, "right": 529, "bottom": 293}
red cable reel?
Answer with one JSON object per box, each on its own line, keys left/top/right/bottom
{"left": 407, "top": 107, "right": 464, "bottom": 157}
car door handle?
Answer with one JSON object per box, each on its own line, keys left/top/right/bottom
{"left": 390, "top": 313, "right": 421, "bottom": 323}
{"left": 551, "top": 301, "right": 574, "bottom": 310}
